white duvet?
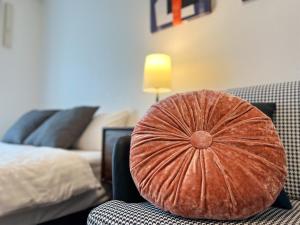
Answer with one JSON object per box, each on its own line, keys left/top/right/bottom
{"left": 0, "top": 142, "right": 101, "bottom": 217}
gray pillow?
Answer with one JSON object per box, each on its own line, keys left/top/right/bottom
{"left": 24, "top": 106, "right": 99, "bottom": 149}
{"left": 2, "top": 110, "right": 58, "bottom": 144}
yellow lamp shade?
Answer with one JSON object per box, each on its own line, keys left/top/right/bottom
{"left": 144, "top": 54, "right": 172, "bottom": 93}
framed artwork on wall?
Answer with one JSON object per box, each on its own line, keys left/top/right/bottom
{"left": 151, "top": 0, "right": 212, "bottom": 33}
{"left": 1, "top": 2, "right": 13, "bottom": 48}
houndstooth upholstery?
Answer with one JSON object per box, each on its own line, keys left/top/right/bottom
{"left": 227, "top": 81, "right": 300, "bottom": 200}
{"left": 88, "top": 200, "right": 300, "bottom": 225}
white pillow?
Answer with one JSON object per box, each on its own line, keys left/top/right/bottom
{"left": 74, "top": 110, "right": 130, "bottom": 151}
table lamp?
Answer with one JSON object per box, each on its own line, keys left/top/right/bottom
{"left": 143, "top": 53, "right": 172, "bottom": 102}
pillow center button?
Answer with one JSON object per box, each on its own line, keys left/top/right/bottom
{"left": 190, "top": 131, "right": 212, "bottom": 149}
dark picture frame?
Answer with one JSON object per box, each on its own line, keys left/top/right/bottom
{"left": 151, "top": 0, "right": 212, "bottom": 33}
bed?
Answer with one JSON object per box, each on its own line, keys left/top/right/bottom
{"left": 0, "top": 108, "right": 131, "bottom": 225}
{"left": 0, "top": 142, "right": 109, "bottom": 225}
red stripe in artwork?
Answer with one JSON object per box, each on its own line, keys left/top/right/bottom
{"left": 172, "top": 0, "right": 182, "bottom": 26}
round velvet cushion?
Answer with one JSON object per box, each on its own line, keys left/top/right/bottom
{"left": 130, "top": 90, "right": 287, "bottom": 220}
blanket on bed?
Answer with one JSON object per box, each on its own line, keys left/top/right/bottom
{"left": 0, "top": 142, "right": 101, "bottom": 217}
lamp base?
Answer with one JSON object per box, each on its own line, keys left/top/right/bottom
{"left": 156, "top": 93, "right": 160, "bottom": 103}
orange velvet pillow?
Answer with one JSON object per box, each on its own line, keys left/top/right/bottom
{"left": 130, "top": 90, "right": 287, "bottom": 220}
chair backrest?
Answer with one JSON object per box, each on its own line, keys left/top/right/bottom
{"left": 228, "top": 81, "right": 300, "bottom": 200}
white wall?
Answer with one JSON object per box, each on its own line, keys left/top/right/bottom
{"left": 0, "top": 0, "right": 43, "bottom": 136}
{"left": 41, "top": 0, "right": 300, "bottom": 121}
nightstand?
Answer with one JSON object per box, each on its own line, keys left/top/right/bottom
{"left": 101, "top": 127, "right": 134, "bottom": 198}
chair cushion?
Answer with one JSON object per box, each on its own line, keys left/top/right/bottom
{"left": 130, "top": 90, "right": 287, "bottom": 220}
{"left": 251, "top": 103, "right": 276, "bottom": 120}
{"left": 227, "top": 81, "right": 300, "bottom": 200}
{"left": 88, "top": 200, "right": 300, "bottom": 225}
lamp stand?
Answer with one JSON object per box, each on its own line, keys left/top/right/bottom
{"left": 156, "top": 92, "right": 160, "bottom": 103}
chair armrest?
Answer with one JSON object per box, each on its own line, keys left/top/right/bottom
{"left": 112, "top": 136, "right": 145, "bottom": 203}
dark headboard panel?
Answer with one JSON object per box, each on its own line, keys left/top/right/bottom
{"left": 101, "top": 127, "right": 134, "bottom": 197}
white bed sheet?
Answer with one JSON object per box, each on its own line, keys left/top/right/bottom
{"left": 0, "top": 143, "right": 107, "bottom": 225}
{"left": 71, "top": 150, "right": 102, "bottom": 182}
{"left": 0, "top": 189, "right": 108, "bottom": 225}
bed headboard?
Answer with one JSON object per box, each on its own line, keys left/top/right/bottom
{"left": 101, "top": 127, "right": 134, "bottom": 197}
